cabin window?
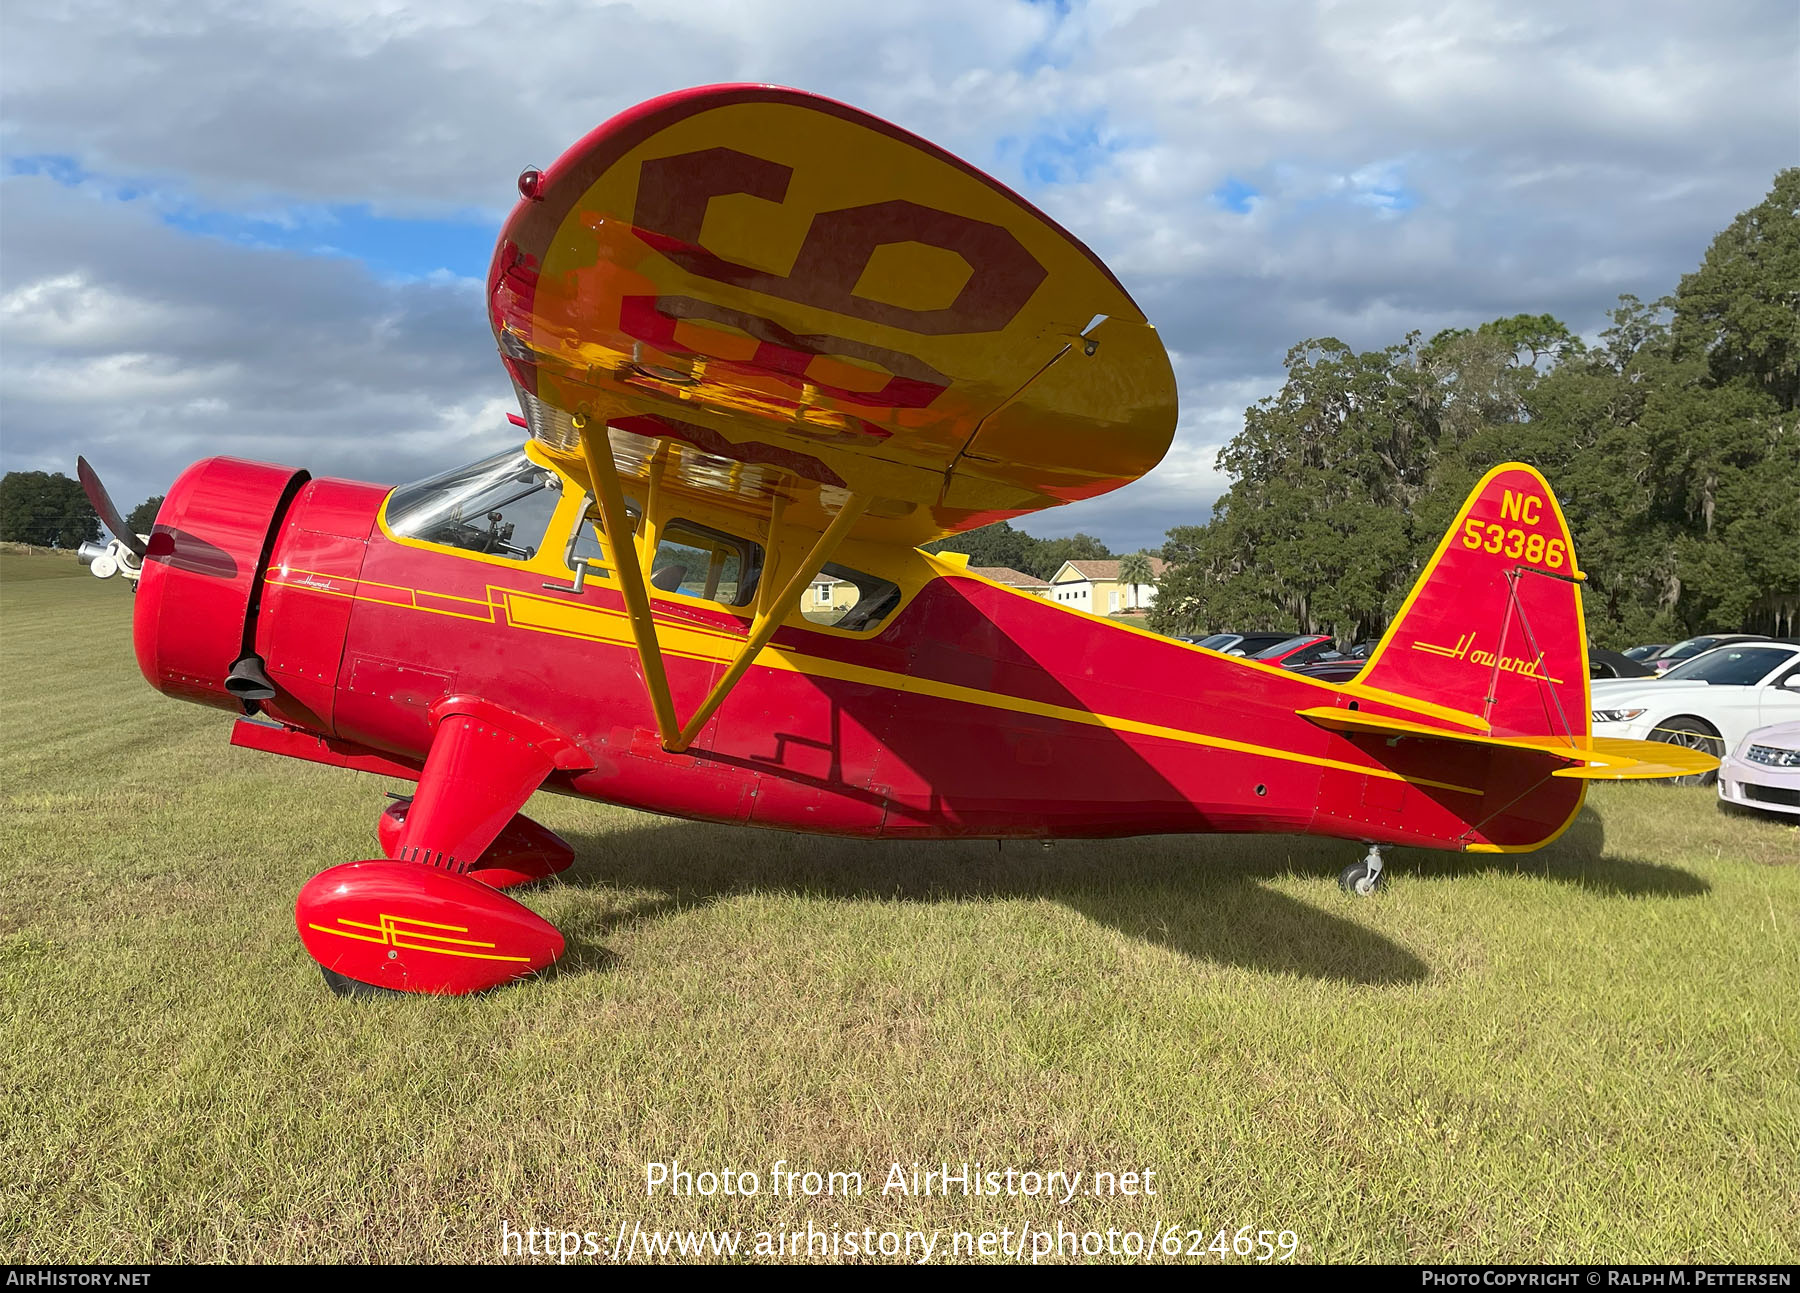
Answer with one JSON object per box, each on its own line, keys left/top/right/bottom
{"left": 387, "top": 450, "right": 563, "bottom": 561}
{"left": 650, "top": 519, "right": 761, "bottom": 607}
{"left": 567, "top": 495, "right": 640, "bottom": 571}
{"left": 801, "top": 561, "right": 901, "bottom": 632}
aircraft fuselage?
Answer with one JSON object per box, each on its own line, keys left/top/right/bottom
{"left": 137, "top": 449, "right": 1581, "bottom": 856}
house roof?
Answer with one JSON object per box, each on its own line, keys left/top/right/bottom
{"left": 1054, "top": 557, "right": 1168, "bottom": 583}
{"left": 970, "top": 565, "right": 1050, "bottom": 589}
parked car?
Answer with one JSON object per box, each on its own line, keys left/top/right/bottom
{"left": 1188, "top": 632, "right": 1294, "bottom": 657}
{"left": 1622, "top": 644, "right": 1669, "bottom": 662}
{"left": 1250, "top": 634, "right": 1338, "bottom": 668}
{"left": 1589, "top": 647, "right": 1657, "bottom": 680}
{"left": 1287, "top": 657, "right": 1366, "bottom": 683}
{"left": 1590, "top": 642, "right": 1800, "bottom": 785}
{"left": 1717, "top": 720, "right": 1800, "bottom": 818}
{"left": 1647, "top": 633, "right": 1768, "bottom": 673}
{"left": 1339, "top": 641, "right": 1378, "bottom": 659}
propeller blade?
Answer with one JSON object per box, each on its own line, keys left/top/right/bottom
{"left": 76, "top": 456, "right": 148, "bottom": 559}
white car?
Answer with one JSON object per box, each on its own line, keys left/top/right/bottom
{"left": 1718, "top": 721, "right": 1800, "bottom": 818}
{"left": 1589, "top": 641, "right": 1800, "bottom": 785}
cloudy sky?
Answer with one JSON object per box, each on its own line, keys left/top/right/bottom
{"left": 2, "top": 1, "right": 1793, "bottom": 551}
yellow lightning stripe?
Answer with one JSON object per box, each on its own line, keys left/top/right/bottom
{"left": 1414, "top": 633, "right": 1476, "bottom": 659}
{"left": 307, "top": 914, "right": 532, "bottom": 962}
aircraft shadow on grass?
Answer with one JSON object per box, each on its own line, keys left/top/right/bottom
{"left": 541, "top": 804, "right": 1707, "bottom": 988}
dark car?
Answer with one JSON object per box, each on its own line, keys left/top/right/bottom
{"left": 1251, "top": 634, "right": 1338, "bottom": 667}
{"left": 1189, "top": 632, "right": 1295, "bottom": 657}
{"left": 1589, "top": 647, "right": 1657, "bottom": 680}
{"left": 1287, "top": 657, "right": 1366, "bottom": 683}
{"left": 1622, "top": 643, "right": 1669, "bottom": 662}
{"left": 1649, "top": 634, "right": 1769, "bottom": 674}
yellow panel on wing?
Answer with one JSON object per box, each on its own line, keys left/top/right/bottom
{"left": 948, "top": 314, "right": 1177, "bottom": 515}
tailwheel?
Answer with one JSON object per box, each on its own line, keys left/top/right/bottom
{"left": 1338, "top": 844, "right": 1388, "bottom": 896}
{"left": 296, "top": 860, "right": 565, "bottom": 996}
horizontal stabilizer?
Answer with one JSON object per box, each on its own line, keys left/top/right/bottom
{"left": 1297, "top": 707, "right": 1717, "bottom": 780}
{"left": 1548, "top": 737, "right": 1720, "bottom": 781}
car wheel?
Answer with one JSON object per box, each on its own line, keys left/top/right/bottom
{"left": 1653, "top": 716, "right": 1724, "bottom": 787}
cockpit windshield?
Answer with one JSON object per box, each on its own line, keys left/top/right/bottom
{"left": 386, "top": 450, "right": 564, "bottom": 560}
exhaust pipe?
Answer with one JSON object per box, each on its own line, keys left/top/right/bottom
{"left": 224, "top": 655, "right": 278, "bottom": 701}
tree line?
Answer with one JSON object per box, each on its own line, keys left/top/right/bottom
{"left": 0, "top": 471, "right": 161, "bottom": 549}
{"left": 1142, "top": 168, "right": 1797, "bottom": 647}
{"left": 922, "top": 521, "right": 1120, "bottom": 582}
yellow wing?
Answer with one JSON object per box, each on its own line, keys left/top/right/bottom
{"left": 488, "top": 84, "right": 1177, "bottom": 547}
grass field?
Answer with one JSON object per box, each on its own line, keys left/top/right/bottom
{"left": 2, "top": 544, "right": 1796, "bottom": 1264}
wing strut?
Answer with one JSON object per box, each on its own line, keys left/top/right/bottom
{"left": 577, "top": 414, "right": 681, "bottom": 746}
{"left": 668, "top": 488, "right": 869, "bottom": 752}
{"left": 574, "top": 415, "right": 871, "bottom": 755}
{"left": 757, "top": 491, "right": 790, "bottom": 620}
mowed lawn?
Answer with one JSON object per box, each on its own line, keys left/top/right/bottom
{"left": 1, "top": 546, "right": 1795, "bottom": 1264}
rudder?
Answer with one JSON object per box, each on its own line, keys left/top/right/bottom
{"left": 1356, "top": 463, "right": 1591, "bottom": 743}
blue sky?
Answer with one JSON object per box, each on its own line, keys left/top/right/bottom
{"left": 8, "top": 153, "right": 495, "bottom": 281}
{"left": 162, "top": 203, "right": 496, "bottom": 282}
{"left": 1211, "top": 178, "right": 1259, "bottom": 214}
{"left": 1004, "top": 113, "right": 1129, "bottom": 187}
{"left": 2, "top": 0, "right": 1793, "bottom": 551}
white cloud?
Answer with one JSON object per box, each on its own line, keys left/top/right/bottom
{"left": 0, "top": 273, "right": 207, "bottom": 348}
{"left": 0, "top": 173, "right": 498, "bottom": 508}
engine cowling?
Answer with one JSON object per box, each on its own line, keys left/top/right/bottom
{"left": 133, "top": 457, "right": 308, "bottom": 711}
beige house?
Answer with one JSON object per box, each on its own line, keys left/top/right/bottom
{"left": 807, "top": 576, "right": 860, "bottom": 613}
{"left": 969, "top": 566, "right": 1052, "bottom": 596}
{"left": 1046, "top": 558, "right": 1166, "bottom": 615}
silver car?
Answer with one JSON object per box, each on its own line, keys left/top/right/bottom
{"left": 1718, "top": 721, "right": 1800, "bottom": 818}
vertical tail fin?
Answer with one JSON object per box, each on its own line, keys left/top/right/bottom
{"left": 1355, "top": 463, "right": 1591, "bottom": 742}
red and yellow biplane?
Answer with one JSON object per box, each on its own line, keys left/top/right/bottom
{"left": 78, "top": 85, "right": 1715, "bottom": 995}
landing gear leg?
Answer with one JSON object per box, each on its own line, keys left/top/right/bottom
{"left": 1338, "top": 844, "right": 1387, "bottom": 896}
{"left": 295, "top": 710, "right": 568, "bottom": 995}
{"left": 377, "top": 795, "right": 575, "bottom": 889}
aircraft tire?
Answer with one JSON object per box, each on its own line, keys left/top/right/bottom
{"left": 1338, "top": 859, "right": 1386, "bottom": 896}
{"left": 318, "top": 965, "right": 408, "bottom": 999}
